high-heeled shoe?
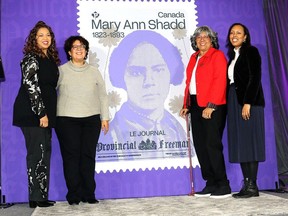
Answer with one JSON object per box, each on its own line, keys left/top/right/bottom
{"left": 29, "top": 200, "right": 54, "bottom": 208}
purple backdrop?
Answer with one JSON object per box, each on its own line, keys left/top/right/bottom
{"left": 0, "top": 0, "right": 278, "bottom": 202}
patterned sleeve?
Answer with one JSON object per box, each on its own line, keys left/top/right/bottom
{"left": 21, "top": 54, "right": 46, "bottom": 118}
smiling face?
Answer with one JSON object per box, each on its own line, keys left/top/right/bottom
{"left": 229, "top": 25, "right": 247, "bottom": 49}
{"left": 36, "top": 27, "right": 51, "bottom": 54}
{"left": 124, "top": 43, "right": 170, "bottom": 110}
{"left": 196, "top": 31, "right": 212, "bottom": 55}
{"left": 68, "top": 40, "right": 87, "bottom": 64}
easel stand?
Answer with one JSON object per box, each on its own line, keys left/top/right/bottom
{"left": 0, "top": 60, "right": 12, "bottom": 208}
{"left": 0, "top": 189, "right": 14, "bottom": 209}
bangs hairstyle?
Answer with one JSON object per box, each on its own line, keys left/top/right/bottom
{"left": 190, "top": 26, "right": 219, "bottom": 51}
{"left": 23, "top": 21, "right": 60, "bottom": 65}
{"left": 64, "top": 35, "right": 89, "bottom": 61}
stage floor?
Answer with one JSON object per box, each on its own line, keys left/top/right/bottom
{"left": 1, "top": 191, "right": 288, "bottom": 216}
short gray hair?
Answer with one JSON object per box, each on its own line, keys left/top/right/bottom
{"left": 190, "top": 26, "right": 219, "bottom": 51}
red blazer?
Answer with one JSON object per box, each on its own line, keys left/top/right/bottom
{"left": 183, "top": 47, "right": 227, "bottom": 108}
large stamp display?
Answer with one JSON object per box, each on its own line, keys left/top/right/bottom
{"left": 77, "top": 0, "right": 198, "bottom": 172}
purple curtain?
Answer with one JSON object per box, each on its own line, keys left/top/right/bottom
{"left": 263, "top": 0, "right": 288, "bottom": 177}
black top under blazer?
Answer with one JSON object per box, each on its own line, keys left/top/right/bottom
{"left": 229, "top": 46, "right": 265, "bottom": 107}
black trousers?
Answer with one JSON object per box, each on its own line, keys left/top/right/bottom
{"left": 190, "top": 95, "right": 229, "bottom": 187}
{"left": 21, "top": 127, "right": 52, "bottom": 201}
{"left": 55, "top": 115, "right": 101, "bottom": 202}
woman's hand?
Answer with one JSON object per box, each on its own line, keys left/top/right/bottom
{"left": 179, "top": 108, "right": 189, "bottom": 118}
{"left": 39, "top": 115, "right": 49, "bottom": 128}
{"left": 242, "top": 104, "right": 251, "bottom": 120}
{"left": 101, "top": 120, "right": 109, "bottom": 135}
{"left": 202, "top": 108, "right": 215, "bottom": 119}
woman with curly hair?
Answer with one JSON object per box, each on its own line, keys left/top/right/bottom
{"left": 13, "top": 21, "right": 60, "bottom": 208}
{"left": 55, "top": 35, "right": 109, "bottom": 205}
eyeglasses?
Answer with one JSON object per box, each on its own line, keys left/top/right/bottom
{"left": 196, "top": 35, "right": 210, "bottom": 41}
{"left": 72, "top": 44, "right": 86, "bottom": 50}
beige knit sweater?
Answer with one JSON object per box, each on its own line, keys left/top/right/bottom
{"left": 56, "top": 61, "right": 109, "bottom": 120}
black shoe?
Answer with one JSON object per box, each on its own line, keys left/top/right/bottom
{"left": 232, "top": 180, "right": 259, "bottom": 198}
{"left": 210, "top": 185, "right": 231, "bottom": 199}
{"left": 195, "top": 185, "right": 217, "bottom": 197}
{"left": 47, "top": 200, "right": 56, "bottom": 204}
{"left": 29, "top": 201, "right": 54, "bottom": 208}
{"left": 82, "top": 198, "right": 99, "bottom": 204}
{"left": 68, "top": 200, "right": 80, "bottom": 205}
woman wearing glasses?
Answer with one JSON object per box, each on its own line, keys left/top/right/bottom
{"left": 55, "top": 36, "right": 109, "bottom": 205}
{"left": 180, "top": 26, "right": 231, "bottom": 198}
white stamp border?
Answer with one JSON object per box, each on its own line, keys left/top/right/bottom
{"left": 77, "top": 0, "right": 199, "bottom": 173}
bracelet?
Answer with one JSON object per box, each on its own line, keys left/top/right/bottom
{"left": 207, "top": 102, "right": 217, "bottom": 111}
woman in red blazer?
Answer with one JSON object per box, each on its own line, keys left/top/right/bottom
{"left": 180, "top": 26, "right": 231, "bottom": 198}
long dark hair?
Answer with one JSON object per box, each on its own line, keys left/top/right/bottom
{"left": 225, "top": 23, "right": 251, "bottom": 61}
{"left": 23, "top": 21, "right": 60, "bottom": 65}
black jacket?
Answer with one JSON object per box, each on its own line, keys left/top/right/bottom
{"left": 13, "top": 53, "right": 59, "bottom": 127}
{"left": 228, "top": 46, "right": 265, "bottom": 107}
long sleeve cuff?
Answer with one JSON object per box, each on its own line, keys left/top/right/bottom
{"left": 38, "top": 110, "right": 46, "bottom": 119}
{"left": 207, "top": 102, "right": 217, "bottom": 110}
